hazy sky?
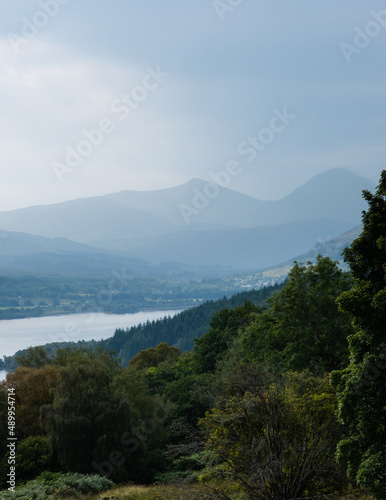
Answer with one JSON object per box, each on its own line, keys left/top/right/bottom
{"left": 1, "top": 0, "right": 385, "bottom": 211}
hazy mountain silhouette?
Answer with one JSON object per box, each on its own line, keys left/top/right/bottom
{"left": 0, "top": 199, "right": 176, "bottom": 243}
{"left": 0, "top": 168, "right": 374, "bottom": 270}
{"left": 102, "top": 168, "right": 372, "bottom": 227}
{"left": 0, "top": 229, "right": 152, "bottom": 275}
{"left": 0, "top": 229, "right": 97, "bottom": 256}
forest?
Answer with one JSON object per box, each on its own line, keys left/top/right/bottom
{"left": 0, "top": 172, "right": 385, "bottom": 499}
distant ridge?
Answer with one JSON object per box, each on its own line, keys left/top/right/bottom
{"left": 0, "top": 229, "right": 153, "bottom": 275}
{"left": 0, "top": 168, "right": 375, "bottom": 270}
{"left": 0, "top": 168, "right": 374, "bottom": 233}
{"left": 271, "top": 169, "right": 373, "bottom": 225}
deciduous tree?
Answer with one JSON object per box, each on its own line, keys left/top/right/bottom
{"left": 41, "top": 350, "right": 120, "bottom": 474}
{"left": 129, "top": 342, "right": 180, "bottom": 370}
{"left": 4, "top": 365, "right": 58, "bottom": 438}
{"left": 200, "top": 366, "right": 348, "bottom": 499}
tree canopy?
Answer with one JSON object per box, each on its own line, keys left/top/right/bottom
{"left": 200, "top": 367, "right": 347, "bottom": 500}
{"left": 241, "top": 256, "right": 353, "bottom": 374}
{"left": 333, "top": 170, "right": 386, "bottom": 499}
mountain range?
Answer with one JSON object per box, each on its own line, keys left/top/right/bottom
{"left": 0, "top": 168, "right": 374, "bottom": 272}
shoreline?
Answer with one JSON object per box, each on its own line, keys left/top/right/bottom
{"left": 0, "top": 309, "right": 184, "bottom": 362}
{"left": 0, "top": 305, "right": 185, "bottom": 322}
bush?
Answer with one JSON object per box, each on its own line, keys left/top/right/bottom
{"left": 0, "top": 471, "right": 114, "bottom": 499}
{"left": 16, "top": 436, "right": 51, "bottom": 482}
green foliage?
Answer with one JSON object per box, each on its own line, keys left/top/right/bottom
{"left": 154, "top": 451, "right": 208, "bottom": 484}
{"left": 129, "top": 342, "right": 180, "bottom": 370}
{"left": 164, "top": 371, "right": 220, "bottom": 427}
{"left": 333, "top": 170, "right": 386, "bottom": 499}
{"left": 41, "top": 349, "right": 122, "bottom": 474}
{"left": 0, "top": 472, "right": 114, "bottom": 499}
{"left": 110, "top": 366, "right": 169, "bottom": 482}
{"left": 106, "top": 288, "right": 279, "bottom": 367}
{"left": 200, "top": 366, "right": 348, "bottom": 499}
{"left": 241, "top": 256, "right": 353, "bottom": 374}
{"left": 14, "top": 436, "right": 51, "bottom": 483}
{"left": 149, "top": 302, "right": 263, "bottom": 428}
{"left": 15, "top": 347, "right": 52, "bottom": 369}
{"left": 4, "top": 224, "right": 382, "bottom": 498}
{"left": 3, "top": 365, "right": 58, "bottom": 438}
{"left": 35, "top": 347, "right": 169, "bottom": 483}
{"left": 2, "top": 284, "right": 282, "bottom": 372}
{"left": 193, "top": 301, "right": 260, "bottom": 374}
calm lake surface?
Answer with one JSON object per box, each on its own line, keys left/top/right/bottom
{"left": 0, "top": 310, "right": 182, "bottom": 359}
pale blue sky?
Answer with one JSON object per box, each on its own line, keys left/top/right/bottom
{"left": 0, "top": 0, "right": 385, "bottom": 210}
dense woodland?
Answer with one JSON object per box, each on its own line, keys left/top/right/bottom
{"left": 0, "top": 171, "right": 385, "bottom": 499}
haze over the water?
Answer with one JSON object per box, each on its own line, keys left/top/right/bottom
{"left": 1, "top": 1, "right": 385, "bottom": 211}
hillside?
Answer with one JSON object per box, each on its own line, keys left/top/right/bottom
{"left": 270, "top": 169, "right": 371, "bottom": 225}
{"left": 260, "top": 224, "right": 363, "bottom": 274}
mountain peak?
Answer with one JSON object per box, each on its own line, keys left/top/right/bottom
{"left": 284, "top": 168, "right": 373, "bottom": 199}
{"left": 308, "top": 167, "right": 369, "bottom": 182}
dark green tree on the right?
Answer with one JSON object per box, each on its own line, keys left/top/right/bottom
{"left": 333, "top": 170, "right": 386, "bottom": 499}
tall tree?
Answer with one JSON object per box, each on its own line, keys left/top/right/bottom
{"left": 41, "top": 348, "right": 166, "bottom": 483}
{"left": 4, "top": 366, "right": 58, "bottom": 438}
{"left": 15, "top": 346, "right": 52, "bottom": 369}
{"left": 193, "top": 301, "right": 260, "bottom": 374}
{"left": 333, "top": 171, "right": 386, "bottom": 498}
{"left": 41, "top": 349, "right": 121, "bottom": 474}
{"left": 200, "top": 366, "right": 348, "bottom": 499}
{"left": 241, "top": 256, "right": 353, "bottom": 374}
{"left": 129, "top": 342, "right": 180, "bottom": 370}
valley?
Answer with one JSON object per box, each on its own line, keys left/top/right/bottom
{"left": 0, "top": 169, "right": 367, "bottom": 320}
{"left": 2, "top": 4, "right": 385, "bottom": 496}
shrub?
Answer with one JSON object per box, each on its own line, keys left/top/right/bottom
{"left": 0, "top": 471, "right": 114, "bottom": 499}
